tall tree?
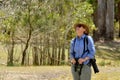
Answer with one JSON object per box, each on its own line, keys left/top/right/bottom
{"left": 91, "top": 0, "right": 114, "bottom": 41}
{"left": 115, "top": 1, "right": 120, "bottom": 37}
{"left": 21, "top": 0, "right": 33, "bottom": 65}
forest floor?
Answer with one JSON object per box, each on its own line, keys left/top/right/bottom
{"left": 0, "top": 39, "right": 120, "bottom": 80}
{"left": 0, "top": 66, "right": 120, "bottom": 80}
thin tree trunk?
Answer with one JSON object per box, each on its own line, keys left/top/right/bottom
{"left": 93, "top": 9, "right": 99, "bottom": 41}
{"left": 21, "top": 27, "right": 32, "bottom": 65}
{"left": 119, "top": 21, "right": 120, "bottom": 37}
{"left": 43, "top": 34, "right": 47, "bottom": 65}
{"left": 39, "top": 49, "right": 42, "bottom": 65}
{"left": 7, "top": 32, "right": 15, "bottom": 66}
{"left": 47, "top": 45, "right": 51, "bottom": 65}
{"left": 47, "top": 33, "right": 51, "bottom": 65}
{"left": 21, "top": 2, "right": 32, "bottom": 65}
{"left": 57, "top": 45, "right": 61, "bottom": 65}
{"left": 61, "top": 44, "right": 65, "bottom": 64}
{"left": 33, "top": 46, "right": 39, "bottom": 65}
{"left": 118, "top": 2, "right": 120, "bottom": 38}
{"left": 39, "top": 35, "right": 42, "bottom": 65}
{"left": 51, "top": 43, "right": 55, "bottom": 65}
{"left": 54, "top": 45, "right": 57, "bottom": 65}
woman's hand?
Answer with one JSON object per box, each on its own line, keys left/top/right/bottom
{"left": 78, "top": 57, "right": 89, "bottom": 64}
{"left": 78, "top": 58, "right": 86, "bottom": 64}
{"left": 71, "top": 58, "right": 76, "bottom": 64}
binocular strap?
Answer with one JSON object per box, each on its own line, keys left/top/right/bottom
{"left": 74, "top": 64, "right": 83, "bottom": 75}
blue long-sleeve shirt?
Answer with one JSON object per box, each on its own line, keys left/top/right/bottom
{"left": 70, "top": 34, "right": 95, "bottom": 64}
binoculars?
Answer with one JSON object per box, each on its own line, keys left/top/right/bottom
{"left": 73, "top": 58, "right": 99, "bottom": 74}
{"left": 90, "top": 59, "right": 99, "bottom": 73}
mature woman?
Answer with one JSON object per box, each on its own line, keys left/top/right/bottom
{"left": 70, "top": 23, "right": 95, "bottom": 80}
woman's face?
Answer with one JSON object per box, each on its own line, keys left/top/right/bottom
{"left": 75, "top": 27, "right": 85, "bottom": 37}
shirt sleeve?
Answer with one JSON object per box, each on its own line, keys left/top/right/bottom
{"left": 70, "top": 39, "right": 75, "bottom": 60}
{"left": 87, "top": 36, "right": 96, "bottom": 59}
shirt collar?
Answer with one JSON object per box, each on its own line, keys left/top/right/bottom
{"left": 76, "top": 34, "right": 86, "bottom": 40}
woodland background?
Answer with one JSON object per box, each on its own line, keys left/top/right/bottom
{"left": 0, "top": 0, "right": 120, "bottom": 80}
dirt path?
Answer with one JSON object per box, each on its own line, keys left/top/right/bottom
{"left": 0, "top": 66, "right": 71, "bottom": 80}
{"left": 0, "top": 66, "right": 120, "bottom": 80}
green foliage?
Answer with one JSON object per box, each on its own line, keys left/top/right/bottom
{"left": 115, "top": 0, "right": 120, "bottom": 3}
{"left": 87, "top": 0, "right": 96, "bottom": 4}
{"left": 7, "top": 62, "right": 14, "bottom": 66}
{"left": 87, "top": 0, "right": 97, "bottom": 10}
{"left": 0, "top": 0, "right": 97, "bottom": 66}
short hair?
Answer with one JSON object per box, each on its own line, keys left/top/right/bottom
{"left": 74, "top": 23, "right": 89, "bottom": 35}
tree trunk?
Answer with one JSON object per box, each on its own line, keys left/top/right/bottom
{"left": 119, "top": 21, "right": 120, "bottom": 37}
{"left": 7, "top": 32, "right": 15, "bottom": 66}
{"left": 93, "top": 0, "right": 114, "bottom": 41}
{"left": 97, "top": 0, "right": 106, "bottom": 39}
{"left": 46, "top": 33, "right": 51, "bottom": 65}
{"left": 47, "top": 44, "right": 51, "bottom": 65}
{"left": 51, "top": 43, "right": 55, "bottom": 65}
{"left": 33, "top": 46, "right": 39, "bottom": 65}
{"left": 93, "top": 9, "right": 100, "bottom": 41}
{"left": 105, "top": 0, "right": 114, "bottom": 40}
{"left": 118, "top": 2, "right": 120, "bottom": 38}
{"left": 57, "top": 45, "right": 61, "bottom": 65}
{"left": 54, "top": 47, "right": 57, "bottom": 65}
{"left": 40, "top": 49, "right": 43, "bottom": 65}
{"left": 21, "top": 28, "right": 32, "bottom": 65}
{"left": 61, "top": 44, "right": 65, "bottom": 64}
{"left": 21, "top": 2, "right": 32, "bottom": 65}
